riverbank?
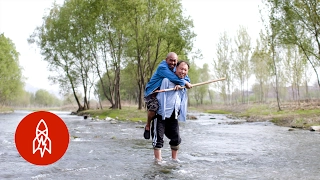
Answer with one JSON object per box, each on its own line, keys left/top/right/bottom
{"left": 197, "top": 103, "right": 320, "bottom": 130}
{"left": 76, "top": 103, "right": 320, "bottom": 130}
{"left": 0, "top": 106, "right": 14, "bottom": 113}
{"left": 2, "top": 103, "right": 320, "bottom": 130}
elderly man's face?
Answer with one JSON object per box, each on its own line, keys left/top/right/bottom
{"left": 165, "top": 54, "right": 178, "bottom": 70}
{"left": 175, "top": 62, "right": 189, "bottom": 79}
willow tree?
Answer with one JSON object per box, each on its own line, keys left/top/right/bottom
{"left": 265, "top": 0, "right": 320, "bottom": 88}
{"left": 281, "top": 45, "right": 307, "bottom": 103}
{"left": 261, "top": 1, "right": 283, "bottom": 111}
{"left": 193, "top": 63, "right": 211, "bottom": 105}
{"left": 119, "top": 0, "right": 195, "bottom": 109}
{"left": 251, "top": 31, "right": 272, "bottom": 103}
{"left": 34, "top": 89, "right": 61, "bottom": 107}
{"left": 233, "top": 26, "right": 252, "bottom": 104}
{"left": 187, "top": 60, "right": 200, "bottom": 105}
{"left": 29, "top": 2, "right": 92, "bottom": 112}
{"left": 0, "top": 33, "right": 24, "bottom": 105}
{"left": 213, "top": 31, "right": 233, "bottom": 105}
{"left": 76, "top": 0, "right": 127, "bottom": 109}
{"left": 29, "top": 0, "right": 195, "bottom": 111}
{"left": 29, "top": 0, "right": 126, "bottom": 111}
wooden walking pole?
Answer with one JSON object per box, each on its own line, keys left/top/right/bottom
{"left": 154, "top": 77, "right": 226, "bottom": 93}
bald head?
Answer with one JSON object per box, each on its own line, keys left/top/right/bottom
{"left": 165, "top": 52, "right": 178, "bottom": 70}
{"left": 166, "top": 52, "right": 177, "bottom": 58}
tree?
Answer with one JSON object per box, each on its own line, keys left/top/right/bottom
{"left": 87, "top": 0, "right": 126, "bottom": 109}
{"left": 213, "top": 31, "right": 233, "bottom": 105}
{"left": 265, "top": 0, "right": 320, "bottom": 88}
{"left": 262, "top": 1, "right": 282, "bottom": 111}
{"left": 121, "top": 0, "right": 195, "bottom": 109}
{"left": 29, "top": 2, "right": 88, "bottom": 112}
{"left": 251, "top": 31, "right": 272, "bottom": 103}
{"left": 11, "top": 90, "right": 33, "bottom": 107}
{"left": 34, "top": 89, "right": 61, "bottom": 107}
{"left": 29, "top": 0, "right": 195, "bottom": 111}
{"left": 233, "top": 26, "right": 252, "bottom": 104}
{"left": 281, "top": 45, "right": 306, "bottom": 103}
{"left": 187, "top": 50, "right": 202, "bottom": 105}
{"left": 187, "top": 60, "right": 201, "bottom": 105}
{"left": 0, "top": 33, "right": 24, "bottom": 105}
{"left": 197, "top": 63, "right": 211, "bottom": 104}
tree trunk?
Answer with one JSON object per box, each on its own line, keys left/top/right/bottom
{"left": 272, "top": 45, "right": 282, "bottom": 111}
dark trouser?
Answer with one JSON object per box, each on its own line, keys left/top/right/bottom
{"left": 152, "top": 111, "right": 181, "bottom": 150}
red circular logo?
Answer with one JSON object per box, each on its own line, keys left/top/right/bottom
{"left": 15, "top": 111, "right": 69, "bottom": 165}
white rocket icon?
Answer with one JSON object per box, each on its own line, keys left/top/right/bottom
{"left": 33, "top": 119, "right": 52, "bottom": 158}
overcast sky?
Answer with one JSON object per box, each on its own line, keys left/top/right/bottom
{"left": 0, "top": 0, "right": 264, "bottom": 96}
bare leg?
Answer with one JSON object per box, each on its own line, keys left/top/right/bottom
{"left": 171, "top": 149, "right": 178, "bottom": 160}
{"left": 145, "top": 110, "right": 155, "bottom": 131}
{"left": 154, "top": 149, "right": 162, "bottom": 161}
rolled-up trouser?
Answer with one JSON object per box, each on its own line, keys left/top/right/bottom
{"left": 152, "top": 111, "right": 181, "bottom": 150}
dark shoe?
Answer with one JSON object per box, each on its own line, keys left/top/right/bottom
{"left": 144, "top": 126, "right": 150, "bottom": 139}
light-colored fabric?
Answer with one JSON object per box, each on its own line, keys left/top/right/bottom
{"left": 156, "top": 78, "right": 188, "bottom": 122}
{"left": 152, "top": 118, "right": 158, "bottom": 148}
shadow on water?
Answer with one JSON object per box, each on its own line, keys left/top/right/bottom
{"left": 1, "top": 111, "right": 320, "bottom": 179}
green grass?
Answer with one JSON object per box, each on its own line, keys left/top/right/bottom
{"left": 240, "top": 104, "right": 272, "bottom": 116}
{"left": 235, "top": 104, "right": 320, "bottom": 128}
{"left": 0, "top": 107, "right": 14, "bottom": 113}
{"left": 79, "top": 106, "right": 147, "bottom": 122}
{"left": 205, "top": 109, "right": 230, "bottom": 114}
{"left": 294, "top": 109, "right": 320, "bottom": 115}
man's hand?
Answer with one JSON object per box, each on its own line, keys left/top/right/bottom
{"left": 185, "top": 82, "right": 192, "bottom": 89}
{"left": 174, "top": 85, "right": 183, "bottom": 91}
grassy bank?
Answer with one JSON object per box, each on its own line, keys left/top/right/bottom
{"left": 78, "top": 104, "right": 320, "bottom": 130}
{"left": 0, "top": 106, "right": 14, "bottom": 113}
{"left": 78, "top": 106, "right": 147, "bottom": 122}
{"left": 200, "top": 104, "right": 320, "bottom": 129}
{"left": 4, "top": 103, "right": 317, "bottom": 130}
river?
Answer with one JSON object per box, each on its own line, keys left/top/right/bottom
{"left": 0, "top": 110, "right": 319, "bottom": 179}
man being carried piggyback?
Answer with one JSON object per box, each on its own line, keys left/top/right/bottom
{"left": 143, "top": 52, "right": 192, "bottom": 139}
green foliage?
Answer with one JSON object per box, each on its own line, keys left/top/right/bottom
{"left": 265, "top": 0, "right": 320, "bottom": 85}
{"left": 233, "top": 26, "right": 252, "bottom": 104}
{"left": 34, "top": 89, "right": 61, "bottom": 107}
{"left": 0, "top": 33, "right": 24, "bottom": 105}
{"left": 10, "top": 90, "right": 34, "bottom": 107}
{"left": 212, "top": 31, "right": 232, "bottom": 104}
{"left": 188, "top": 62, "right": 211, "bottom": 105}
{"left": 29, "top": 0, "right": 195, "bottom": 111}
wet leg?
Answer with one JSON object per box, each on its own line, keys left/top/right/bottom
{"left": 154, "top": 149, "right": 162, "bottom": 161}
{"left": 171, "top": 149, "right": 178, "bottom": 160}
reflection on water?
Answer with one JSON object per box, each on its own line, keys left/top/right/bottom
{"left": 0, "top": 110, "right": 320, "bottom": 179}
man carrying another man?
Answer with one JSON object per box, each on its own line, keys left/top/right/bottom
{"left": 151, "top": 60, "right": 190, "bottom": 162}
{"left": 143, "top": 52, "right": 192, "bottom": 139}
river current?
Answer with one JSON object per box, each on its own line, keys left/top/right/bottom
{"left": 0, "top": 110, "right": 319, "bottom": 179}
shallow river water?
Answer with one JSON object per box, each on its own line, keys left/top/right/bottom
{"left": 1, "top": 110, "right": 320, "bottom": 180}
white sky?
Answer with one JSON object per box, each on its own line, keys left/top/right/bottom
{"left": 0, "top": 0, "right": 264, "bottom": 96}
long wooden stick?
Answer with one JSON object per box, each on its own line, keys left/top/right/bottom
{"left": 154, "top": 77, "right": 226, "bottom": 93}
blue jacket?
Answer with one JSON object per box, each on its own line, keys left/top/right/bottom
{"left": 144, "top": 60, "right": 190, "bottom": 97}
{"left": 156, "top": 78, "right": 188, "bottom": 122}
